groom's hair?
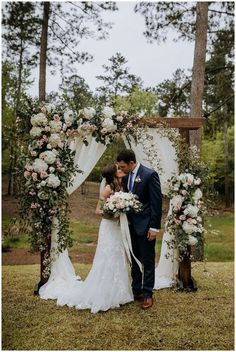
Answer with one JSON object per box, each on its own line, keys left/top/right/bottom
{"left": 116, "top": 149, "right": 136, "bottom": 163}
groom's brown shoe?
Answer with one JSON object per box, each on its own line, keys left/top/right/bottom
{"left": 141, "top": 297, "right": 153, "bottom": 309}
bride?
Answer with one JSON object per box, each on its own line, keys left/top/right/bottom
{"left": 56, "top": 163, "right": 133, "bottom": 313}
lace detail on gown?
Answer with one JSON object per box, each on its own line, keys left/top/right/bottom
{"left": 56, "top": 219, "right": 133, "bottom": 313}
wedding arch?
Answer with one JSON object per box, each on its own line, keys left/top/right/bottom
{"left": 21, "top": 103, "right": 205, "bottom": 297}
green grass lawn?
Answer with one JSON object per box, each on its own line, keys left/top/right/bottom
{"left": 2, "top": 211, "right": 234, "bottom": 350}
{"left": 204, "top": 212, "right": 234, "bottom": 261}
{"left": 2, "top": 262, "right": 234, "bottom": 350}
{"left": 3, "top": 213, "right": 234, "bottom": 262}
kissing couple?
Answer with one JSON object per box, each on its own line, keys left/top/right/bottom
{"left": 56, "top": 149, "right": 162, "bottom": 313}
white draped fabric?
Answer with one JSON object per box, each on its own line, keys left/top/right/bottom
{"left": 39, "top": 131, "right": 179, "bottom": 299}
{"left": 154, "top": 201, "right": 179, "bottom": 290}
{"left": 123, "top": 129, "right": 178, "bottom": 195}
{"left": 67, "top": 135, "right": 107, "bottom": 195}
{"left": 39, "top": 136, "right": 106, "bottom": 299}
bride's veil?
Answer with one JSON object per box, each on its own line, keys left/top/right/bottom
{"left": 99, "top": 177, "right": 107, "bottom": 196}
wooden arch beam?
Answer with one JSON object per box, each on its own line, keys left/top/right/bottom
{"left": 140, "top": 117, "right": 205, "bottom": 130}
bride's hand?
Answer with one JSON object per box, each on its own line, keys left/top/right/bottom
{"left": 95, "top": 209, "right": 103, "bottom": 216}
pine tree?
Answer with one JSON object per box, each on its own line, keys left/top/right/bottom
{"left": 2, "top": 2, "right": 40, "bottom": 194}
{"left": 96, "top": 52, "right": 142, "bottom": 105}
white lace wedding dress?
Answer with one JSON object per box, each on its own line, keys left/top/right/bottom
{"left": 55, "top": 217, "right": 133, "bottom": 313}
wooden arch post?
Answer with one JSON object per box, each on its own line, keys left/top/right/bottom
{"left": 142, "top": 116, "right": 205, "bottom": 291}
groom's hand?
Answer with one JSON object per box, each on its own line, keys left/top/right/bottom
{"left": 147, "top": 229, "right": 158, "bottom": 241}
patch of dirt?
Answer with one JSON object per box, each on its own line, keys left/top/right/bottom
{"left": 2, "top": 247, "right": 96, "bottom": 265}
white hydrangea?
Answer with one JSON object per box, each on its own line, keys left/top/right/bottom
{"left": 31, "top": 113, "right": 48, "bottom": 127}
{"left": 44, "top": 103, "right": 55, "bottom": 113}
{"left": 30, "top": 127, "right": 43, "bottom": 137}
{"left": 178, "top": 173, "right": 194, "bottom": 185}
{"left": 188, "top": 235, "right": 198, "bottom": 246}
{"left": 40, "top": 151, "right": 57, "bottom": 164}
{"left": 48, "top": 133, "right": 62, "bottom": 148}
{"left": 182, "top": 221, "right": 197, "bottom": 235}
{"left": 183, "top": 204, "right": 199, "bottom": 218}
{"left": 49, "top": 120, "right": 62, "bottom": 132}
{"left": 102, "top": 106, "right": 115, "bottom": 119}
{"left": 171, "top": 195, "right": 184, "bottom": 209}
{"left": 83, "top": 107, "right": 96, "bottom": 120}
{"left": 64, "top": 109, "right": 74, "bottom": 125}
{"left": 32, "top": 159, "right": 48, "bottom": 173}
{"left": 46, "top": 174, "right": 60, "bottom": 188}
{"left": 101, "top": 118, "right": 117, "bottom": 132}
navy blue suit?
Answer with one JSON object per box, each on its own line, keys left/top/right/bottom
{"left": 124, "top": 164, "right": 162, "bottom": 298}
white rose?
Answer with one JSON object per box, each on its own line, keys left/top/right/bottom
{"left": 30, "top": 127, "right": 43, "bottom": 137}
{"left": 40, "top": 151, "right": 57, "bottom": 165}
{"left": 46, "top": 174, "right": 61, "bottom": 188}
{"left": 64, "top": 110, "right": 74, "bottom": 125}
{"left": 108, "top": 203, "right": 115, "bottom": 211}
{"left": 188, "top": 235, "right": 198, "bottom": 246}
{"left": 47, "top": 144, "right": 52, "bottom": 149}
{"left": 193, "top": 188, "right": 203, "bottom": 201}
{"left": 116, "top": 115, "right": 123, "bottom": 122}
{"left": 83, "top": 107, "right": 96, "bottom": 120}
{"left": 49, "top": 167, "right": 55, "bottom": 173}
{"left": 101, "top": 118, "right": 117, "bottom": 132}
{"left": 185, "top": 173, "right": 194, "bottom": 184}
{"left": 102, "top": 106, "right": 115, "bottom": 119}
{"left": 194, "top": 178, "right": 201, "bottom": 186}
{"left": 33, "top": 159, "right": 48, "bottom": 173}
{"left": 173, "top": 183, "right": 180, "bottom": 191}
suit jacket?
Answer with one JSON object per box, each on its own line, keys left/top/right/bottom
{"left": 123, "top": 164, "right": 162, "bottom": 236}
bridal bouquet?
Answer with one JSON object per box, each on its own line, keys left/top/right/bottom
{"left": 103, "top": 191, "right": 143, "bottom": 218}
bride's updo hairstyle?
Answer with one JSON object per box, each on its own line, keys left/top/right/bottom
{"left": 102, "top": 164, "right": 121, "bottom": 192}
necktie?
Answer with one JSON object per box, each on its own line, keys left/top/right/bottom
{"left": 129, "top": 171, "right": 134, "bottom": 192}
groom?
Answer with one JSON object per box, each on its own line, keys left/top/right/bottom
{"left": 117, "top": 149, "right": 162, "bottom": 309}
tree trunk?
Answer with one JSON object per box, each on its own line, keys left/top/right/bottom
{"left": 189, "top": 2, "right": 208, "bottom": 150}
{"left": 7, "top": 29, "right": 24, "bottom": 195}
{"left": 35, "top": 1, "right": 50, "bottom": 294}
{"left": 39, "top": 2, "right": 50, "bottom": 102}
{"left": 223, "top": 110, "right": 230, "bottom": 207}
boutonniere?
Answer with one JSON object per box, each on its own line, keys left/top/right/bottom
{"left": 134, "top": 175, "right": 142, "bottom": 184}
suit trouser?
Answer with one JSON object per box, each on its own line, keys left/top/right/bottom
{"left": 129, "top": 223, "right": 156, "bottom": 298}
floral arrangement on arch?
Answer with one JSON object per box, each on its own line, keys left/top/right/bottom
{"left": 165, "top": 171, "right": 205, "bottom": 260}
{"left": 20, "top": 103, "right": 146, "bottom": 276}
{"left": 66, "top": 106, "right": 142, "bottom": 145}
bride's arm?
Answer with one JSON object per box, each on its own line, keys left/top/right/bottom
{"left": 95, "top": 185, "right": 112, "bottom": 216}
